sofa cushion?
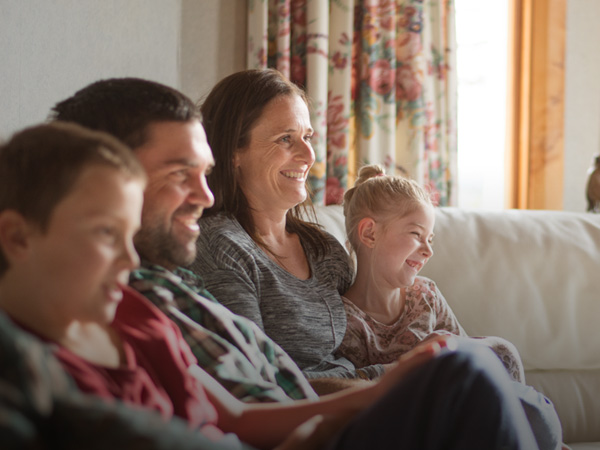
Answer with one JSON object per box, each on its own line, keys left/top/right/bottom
{"left": 418, "top": 207, "right": 600, "bottom": 372}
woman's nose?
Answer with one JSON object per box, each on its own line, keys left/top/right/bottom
{"left": 295, "top": 138, "right": 315, "bottom": 166}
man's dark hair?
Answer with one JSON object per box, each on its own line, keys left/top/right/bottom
{"left": 50, "top": 77, "right": 200, "bottom": 149}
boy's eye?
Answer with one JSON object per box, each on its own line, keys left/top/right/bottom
{"left": 96, "top": 226, "right": 117, "bottom": 243}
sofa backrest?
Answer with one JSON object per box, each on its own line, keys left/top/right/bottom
{"left": 315, "top": 204, "right": 600, "bottom": 371}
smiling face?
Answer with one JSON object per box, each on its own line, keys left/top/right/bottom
{"left": 27, "top": 165, "right": 144, "bottom": 325}
{"left": 133, "top": 120, "right": 215, "bottom": 270}
{"left": 371, "top": 203, "right": 435, "bottom": 289}
{"left": 233, "top": 94, "right": 315, "bottom": 214}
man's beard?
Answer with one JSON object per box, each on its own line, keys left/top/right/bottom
{"left": 135, "top": 209, "right": 200, "bottom": 269}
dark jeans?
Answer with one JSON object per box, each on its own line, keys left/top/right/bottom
{"left": 326, "top": 342, "right": 540, "bottom": 450}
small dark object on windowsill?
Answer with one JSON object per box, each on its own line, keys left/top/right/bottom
{"left": 586, "top": 154, "right": 600, "bottom": 213}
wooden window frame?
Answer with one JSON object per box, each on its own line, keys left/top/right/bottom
{"left": 506, "top": 0, "right": 566, "bottom": 209}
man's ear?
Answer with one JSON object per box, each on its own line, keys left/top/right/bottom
{"left": 357, "top": 217, "right": 377, "bottom": 248}
{"left": 0, "top": 210, "right": 35, "bottom": 264}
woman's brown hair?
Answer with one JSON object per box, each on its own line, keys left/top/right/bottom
{"left": 200, "top": 69, "right": 330, "bottom": 257}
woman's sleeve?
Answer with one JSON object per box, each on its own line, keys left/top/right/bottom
{"left": 197, "top": 267, "right": 265, "bottom": 330}
{"left": 192, "top": 229, "right": 266, "bottom": 331}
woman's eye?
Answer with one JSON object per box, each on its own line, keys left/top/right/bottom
{"left": 280, "top": 136, "right": 292, "bottom": 144}
{"left": 304, "top": 134, "right": 313, "bottom": 142}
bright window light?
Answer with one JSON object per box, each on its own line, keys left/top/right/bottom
{"left": 455, "top": 0, "right": 508, "bottom": 210}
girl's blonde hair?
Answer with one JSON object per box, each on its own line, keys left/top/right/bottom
{"left": 343, "top": 164, "right": 433, "bottom": 253}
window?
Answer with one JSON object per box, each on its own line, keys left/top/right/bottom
{"left": 456, "top": 0, "right": 508, "bottom": 210}
{"left": 456, "top": 0, "right": 566, "bottom": 210}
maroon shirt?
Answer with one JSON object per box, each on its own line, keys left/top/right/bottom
{"left": 23, "top": 287, "right": 223, "bottom": 441}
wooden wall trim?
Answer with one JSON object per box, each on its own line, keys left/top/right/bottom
{"left": 506, "top": 0, "right": 566, "bottom": 210}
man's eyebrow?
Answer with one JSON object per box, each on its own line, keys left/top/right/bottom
{"left": 161, "top": 158, "right": 198, "bottom": 168}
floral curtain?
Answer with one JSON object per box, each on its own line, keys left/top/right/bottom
{"left": 247, "top": 0, "right": 457, "bottom": 206}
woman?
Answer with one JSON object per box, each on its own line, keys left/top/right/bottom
{"left": 192, "top": 69, "right": 384, "bottom": 382}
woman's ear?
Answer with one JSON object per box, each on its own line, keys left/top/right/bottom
{"left": 0, "top": 210, "right": 35, "bottom": 264}
{"left": 357, "top": 217, "right": 377, "bottom": 248}
{"left": 233, "top": 151, "right": 240, "bottom": 169}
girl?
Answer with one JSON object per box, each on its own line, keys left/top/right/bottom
{"left": 338, "top": 164, "right": 564, "bottom": 450}
{"left": 338, "top": 164, "right": 524, "bottom": 381}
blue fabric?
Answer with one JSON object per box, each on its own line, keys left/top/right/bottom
{"left": 514, "top": 381, "right": 562, "bottom": 450}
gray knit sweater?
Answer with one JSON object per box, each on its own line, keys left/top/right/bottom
{"left": 191, "top": 213, "right": 384, "bottom": 380}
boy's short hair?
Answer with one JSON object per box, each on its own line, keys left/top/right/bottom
{"left": 50, "top": 77, "right": 200, "bottom": 149}
{"left": 0, "top": 121, "right": 146, "bottom": 275}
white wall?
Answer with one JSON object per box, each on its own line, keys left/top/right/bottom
{"left": 563, "top": 0, "right": 600, "bottom": 212}
{"left": 0, "top": 0, "right": 246, "bottom": 141}
{"left": 0, "top": 0, "right": 182, "bottom": 141}
{"left": 180, "top": 0, "right": 246, "bottom": 104}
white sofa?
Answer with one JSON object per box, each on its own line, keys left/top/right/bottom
{"left": 314, "top": 205, "right": 600, "bottom": 449}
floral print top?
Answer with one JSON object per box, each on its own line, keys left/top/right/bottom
{"left": 337, "top": 276, "right": 525, "bottom": 382}
{"left": 338, "top": 277, "right": 466, "bottom": 367}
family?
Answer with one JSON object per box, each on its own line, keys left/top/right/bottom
{"left": 0, "top": 69, "right": 564, "bottom": 449}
